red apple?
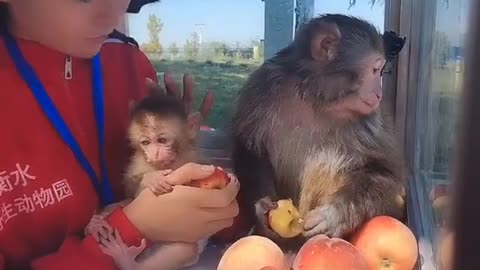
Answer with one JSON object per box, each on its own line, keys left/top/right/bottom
{"left": 350, "top": 216, "right": 418, "bottom": 270}
{"left": 188, "top": 167, "right": 230, "bottom": 189}
{"left": 292, "top": 235, "right": 369, "bottom": 270}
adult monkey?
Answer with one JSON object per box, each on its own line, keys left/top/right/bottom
{"left": 232, "top": 14, "right": 407, "bottom": 244}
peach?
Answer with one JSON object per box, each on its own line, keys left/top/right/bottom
{"left": 436, "top": 230, "right": 454, "bottom": 270}
{"left": 350, "top": 216, "right": 418, "bottom": 270}
{"left": 217, "top": 235, "right": 286, "bottom": 270}
{"left": 292, "top": 235, "right": 368, "bottom": 270}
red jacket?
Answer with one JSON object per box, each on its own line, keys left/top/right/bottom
{"left": 0, "top": 36, "right": 157, "bottom": 269}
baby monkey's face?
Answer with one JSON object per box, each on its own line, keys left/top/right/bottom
{"left": 129, "top": 114, "right": 188, "bottom": 168}
{"left": 139, "top": 131, "right": 177, "bottom": 166}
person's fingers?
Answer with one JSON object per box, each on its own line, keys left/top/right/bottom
{"left": 203, "top": 215, "right": 236, "bottom": 236}
{"left": 164, "top": 72, "right": 179, "bottom": 97}
{"left": 113, "top": 228, "right": 125, "bottom": 246}
{"left": 182, "top": 73, "right": 195, "bottom": 114}
{"left": 192, "top": 178, "right": 240, "bottom": 208}
{"left": 166, "top": 163, "right": 216, "bottom": 185}
{"left": 130, "top": 238, "right": 147, "bottom": 255}
{"left": 145, "top": 77, "right": 164, "bottom": 96}
{"left": 199, "top": 90, "right": 214, "bottom": 119}
{"left": 227, "top": 172, "right": 238, "bottom": 183}
{"left": 99, "top": 244, "right": 114, "bottom": 256}
{"left": 161, "top": 169, "right": 173, "bottom": 176}
{"left": 202, "top": 199, "right": 239, "bottom": 221}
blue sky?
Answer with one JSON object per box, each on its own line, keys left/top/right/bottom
{"left": 127, "top": 0, "right": 385, "bottom": 46}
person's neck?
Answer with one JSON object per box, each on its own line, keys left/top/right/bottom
{"left": 7, "top": 20, "right": 37, "bottom": 42}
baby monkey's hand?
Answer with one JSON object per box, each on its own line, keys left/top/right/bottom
{"left": 142, "top": 169, "right": 174, "bottom": 196}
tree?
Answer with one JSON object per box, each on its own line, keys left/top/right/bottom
{"left": 348, "top": 0, "right": 383, "bottom": 8}
{"left": 143, "top": 14, "right": 163, "bottom": 54}
{"left": 185, "top": 32, "right": 200, "bottom": 60}
{"left": 210, "top": 42, "right": 229, "bottom": 57}
{"left": 168, "top": 42, "right": 179, "bottom": 57}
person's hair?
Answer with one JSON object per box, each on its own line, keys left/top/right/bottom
{"left": 0, "top": 3, "right": 8, "bottom": 32}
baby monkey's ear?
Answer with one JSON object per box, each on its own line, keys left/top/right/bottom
{"left": 187, "top": 113, "right": 202, "bottom": 140}
{"left": 128, "top": 99, "right": 137, "bottom": 115}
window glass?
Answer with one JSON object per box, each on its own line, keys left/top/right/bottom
{"left": 414, "top": 0, "right": 470, "bottom": 267}
{"left": 126, "top": 1, "right": 265, "bottom": 130}
{"left": 314, "top": 0, "right": 385, "bottom": 32}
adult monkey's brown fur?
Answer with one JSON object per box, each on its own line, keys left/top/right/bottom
{"left": 232, "top": 14, "right": 407, "bottom": 245}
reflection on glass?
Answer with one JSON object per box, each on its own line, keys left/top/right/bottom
{"left": 126, "top": 1, "right": 265, "bottom": 129}
{"left": 414, "top": 0, "right": 470, "bottom": 269}
{"left": 314, "top": 0, "right": 384, "bottom": 32}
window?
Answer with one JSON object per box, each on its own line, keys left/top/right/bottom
{"left": 125, "top": 1, "right": 386, "bottom": 130}
{"left": 126, "top": 1, "right": 266, "bottom": 130}
{"left": 314, "top": 0, "right": 385, "bottom": 32}
{"left": 410, "top": 0, "right": 471, "bottom": 268}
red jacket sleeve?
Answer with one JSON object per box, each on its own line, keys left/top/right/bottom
{"left": 31, "top": 208, "right": 143, "bottom": 270}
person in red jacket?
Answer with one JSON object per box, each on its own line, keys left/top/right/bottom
{"left": 0, "top": 0, "right": 240, "bottom": 269}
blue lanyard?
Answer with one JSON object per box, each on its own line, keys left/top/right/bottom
{"left": 3, "top": 33, "right": 114, "bottom": 206}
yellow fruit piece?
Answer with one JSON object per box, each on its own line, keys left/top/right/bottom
{"left": 268, "top": 199, "right": 303, "bottom": 238}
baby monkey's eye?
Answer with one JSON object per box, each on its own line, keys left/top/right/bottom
{"left": 141, "top": 140, "right": 150, "bottom": 146}
{"left": 157, "top": 138, "right": 168, "bottom": 144}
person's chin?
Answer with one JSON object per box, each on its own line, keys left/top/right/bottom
{"left": 71, "top": 43, "right": 104, "bottom": 59}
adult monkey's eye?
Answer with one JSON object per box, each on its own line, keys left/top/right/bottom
{"left": 158, "top": 138, "right": 168, "bottom": 144}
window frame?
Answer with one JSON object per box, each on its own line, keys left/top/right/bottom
{"left": 449, "top": 0, "right": 480, "bottom": 268}
{"left": 384, "top": 0, "right": 439, "bottom": 269}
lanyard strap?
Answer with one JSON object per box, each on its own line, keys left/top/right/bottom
{"left": 3, "top": 33, "right": 114, "bottom": 206}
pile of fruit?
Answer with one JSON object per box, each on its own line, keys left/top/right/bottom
{"left": 192, "top": 168, "right": 420, "bottom": 270}
{"left": 217, "top": 199, "right": 419, "bottom": 270}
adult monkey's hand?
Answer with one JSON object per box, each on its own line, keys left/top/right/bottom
{"left": 146, "top": 72, "right": 214, "bottom": 127}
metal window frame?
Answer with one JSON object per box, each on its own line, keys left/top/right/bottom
{"left": 384, "top": 0, "right": 438, "bottom": 269}
{"left": 450, "top": 0, "right": 480, "bottom": 268}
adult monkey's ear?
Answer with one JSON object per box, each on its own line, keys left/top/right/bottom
{"left": 310, "top": 21, "right": 342, "bottom": 63}
{"left": 383, "top": 30, "right": 406, "bottom": 62}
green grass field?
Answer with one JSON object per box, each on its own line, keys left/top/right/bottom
{"left": 151, "top": 59, "right": 261, "bottom": 128}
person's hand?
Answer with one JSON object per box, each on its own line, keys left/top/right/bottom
{"left": 146, "top": 72, "right": 214, "bottom": 127}
{"left": 123, "top": 163, "right": 240, "bottom": 243}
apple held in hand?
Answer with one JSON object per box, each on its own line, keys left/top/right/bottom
{"left": 350, "top": 216, "right": 418, "bottom": 270}
{"left": 268, "top": 199, "right": 303, "bottom": 238}
{"left": 292, "top": 234, "right": 369, "bottom": 270}
{"left": 188, "top": 167, "right": 230, "bottom": 189}
{"left": 189, "top": 167, "right": 252, "bottom": 242}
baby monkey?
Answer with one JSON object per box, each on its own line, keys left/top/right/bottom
{"left": 123, "top": 87, "right": 201, "bottom": 198}
{"left": 85, "top": 81, "right": 234, "bottom": 270}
